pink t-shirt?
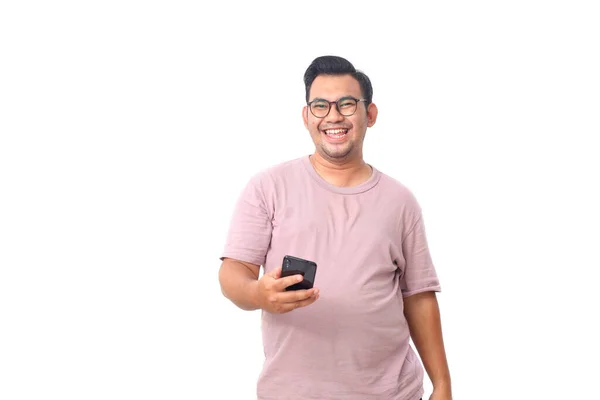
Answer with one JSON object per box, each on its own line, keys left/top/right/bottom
{"left": 221, "top": 155, "right": 441, "bottom": 400}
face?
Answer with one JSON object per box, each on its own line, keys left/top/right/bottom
{"left": 303, "top": 74, "right": 377, "bottom": 163}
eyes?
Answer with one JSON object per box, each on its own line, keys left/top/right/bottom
{"left": 308, "top": 96, "right": 364, "bottom": 118}
{"left": 311, "top": 98, "right": 357, "bottom": 109}
{"left": 338, "top": 99, "right": 356, "bottom": 109}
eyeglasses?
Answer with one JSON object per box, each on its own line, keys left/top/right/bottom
{"left": 307, "top": 96, "right": 367, "bottom": 118}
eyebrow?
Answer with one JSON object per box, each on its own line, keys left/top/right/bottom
{"left": 309, "top": 95, "right": 355, "bottom": 102}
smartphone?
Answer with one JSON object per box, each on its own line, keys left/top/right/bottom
{"left": 280, "top": 255, "right": 317, "bottom": 291}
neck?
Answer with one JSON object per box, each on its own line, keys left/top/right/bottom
{"left": 309, "top": 152, "right": 372, "bottom": 187}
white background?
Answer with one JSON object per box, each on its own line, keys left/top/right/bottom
{"left": 1, "top": 1, "right": 599, "bottom": 399}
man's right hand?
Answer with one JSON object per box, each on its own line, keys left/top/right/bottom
{"left": 256, "top": 266, "right": 319, "bottom": 314}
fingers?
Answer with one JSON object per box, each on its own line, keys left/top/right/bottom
{"left": 270, "top": 288, "right": 320, "bottom": 313}
{"left": 276, "top": 273, "right": 305, "bottom": 291}
{"left": 259, "top": 266, "right": 319, "bottom": 314}
{"left": 266, "top": 266, "right": 282, "bottom": 279}
{"left": 263, "top": 268, "right": 303, "bottom": 291}
{"left": 282, "top": 289, "right": 320, "bottom": 312}
{"left": 277, "top": 287, "right": 319, "bottom": 303}
{"left": 269, "top": 287, "right": 319, "bottom": 306}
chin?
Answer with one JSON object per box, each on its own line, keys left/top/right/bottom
{"left": 321, "top": 146, "right": 353, "bottom": 160}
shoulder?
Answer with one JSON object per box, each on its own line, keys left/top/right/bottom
{"left": 375, "top": 169, "right": 421, "bottom": 210}
{"left": 263, "top": 156, "right": 305, "bottom": 176}
{"left": 244, "top": 156, "right": 307, "bottom": 191}
{"left": 371, "top": 167, "right": 426, "bottom": 234}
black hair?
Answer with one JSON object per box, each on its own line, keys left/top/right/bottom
{"left": 303, "top": 55, "right": 373, "bottom": 106}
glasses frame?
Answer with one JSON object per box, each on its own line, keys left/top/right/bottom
{"left": 307, "top": 96, "right": 367, "bottom": 118}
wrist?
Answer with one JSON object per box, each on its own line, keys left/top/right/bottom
{"left": 432, "top": 377, "right": 451, "bottom": 391}
{"left": 432, "top": 386, "right": 452, "bottom": 398}
{"left": 247, "top": 279, "right": 262, "bottom": 310}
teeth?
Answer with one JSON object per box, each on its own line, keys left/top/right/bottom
{"left": 325, "top": 129, "right": 347, "bottom": 135}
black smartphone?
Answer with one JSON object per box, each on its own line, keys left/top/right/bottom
{"left": 280, "top": 255, "right": 317, "bottom": 291}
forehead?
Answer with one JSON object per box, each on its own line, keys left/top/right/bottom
{"left": 309, "top": 74, "right": 362, "bottom": 100}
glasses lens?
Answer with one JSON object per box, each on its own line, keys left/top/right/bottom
{"left": 337, "top": 97, "right": 358, "bottom": 116}
{"left": 310, "top": 100, "right": 330, "bottom": 117}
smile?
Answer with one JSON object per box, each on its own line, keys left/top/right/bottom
{"left": 323, "top": 128, "right": 348, "bottom": 138}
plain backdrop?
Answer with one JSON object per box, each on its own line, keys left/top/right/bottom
{"left": 1, "top": 1, "right": 599, "bottom": 399}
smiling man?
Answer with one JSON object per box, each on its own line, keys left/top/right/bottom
{"left": 218, "top": 56, "right": 452, "bottom": 400}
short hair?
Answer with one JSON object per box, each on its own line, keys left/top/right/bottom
{"left": 303, "top": 55, "right": 373, "bottom": 106}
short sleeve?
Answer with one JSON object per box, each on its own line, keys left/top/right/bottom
{"left": 399, "top": 215, "right": 441, "bottom": 297}
{"left": 220, "top": 173, "right": 273, "bottom": 266}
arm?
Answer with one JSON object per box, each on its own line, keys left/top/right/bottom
{"left": 219, "top": 173, "right": 319, "bottom": 313}
{"left": 218, "top": 257, "right": 261, "bottom": 311}
{"left": 219, "top": 257, "right": 320, "bottom": 313}
{"left": 404, "top": 291, "right": 452, "bottom": 399}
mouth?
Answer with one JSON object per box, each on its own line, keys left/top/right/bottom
{"left": 322, "top": 128, "right": 349, "bottom": 140}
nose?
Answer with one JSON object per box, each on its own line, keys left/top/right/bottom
{"left": 325, "top": 102, "right": 344, "bottom": 122}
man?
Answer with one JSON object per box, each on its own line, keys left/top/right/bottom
{"left": 218, "top": 55, "right": 452, "bottom": 400}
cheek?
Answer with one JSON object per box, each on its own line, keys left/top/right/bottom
{"left": 309, "top": 121, "right": 321, "bottom": 134}
{"left": 351, "top": 118, "right": 365, "bottom": 132}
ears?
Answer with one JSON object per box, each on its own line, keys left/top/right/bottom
{"left": 302, "top": 106, "right": 309, "bottom": 129}
{"left": 366, "top": 103, "right": 378, "bottom": 127}
{"left": 302, "top": 103, "right": 379, "bottom": 129}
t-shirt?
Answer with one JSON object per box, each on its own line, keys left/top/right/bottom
{"left": 221, "top": 155, "right": 441, "bottom": 400}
